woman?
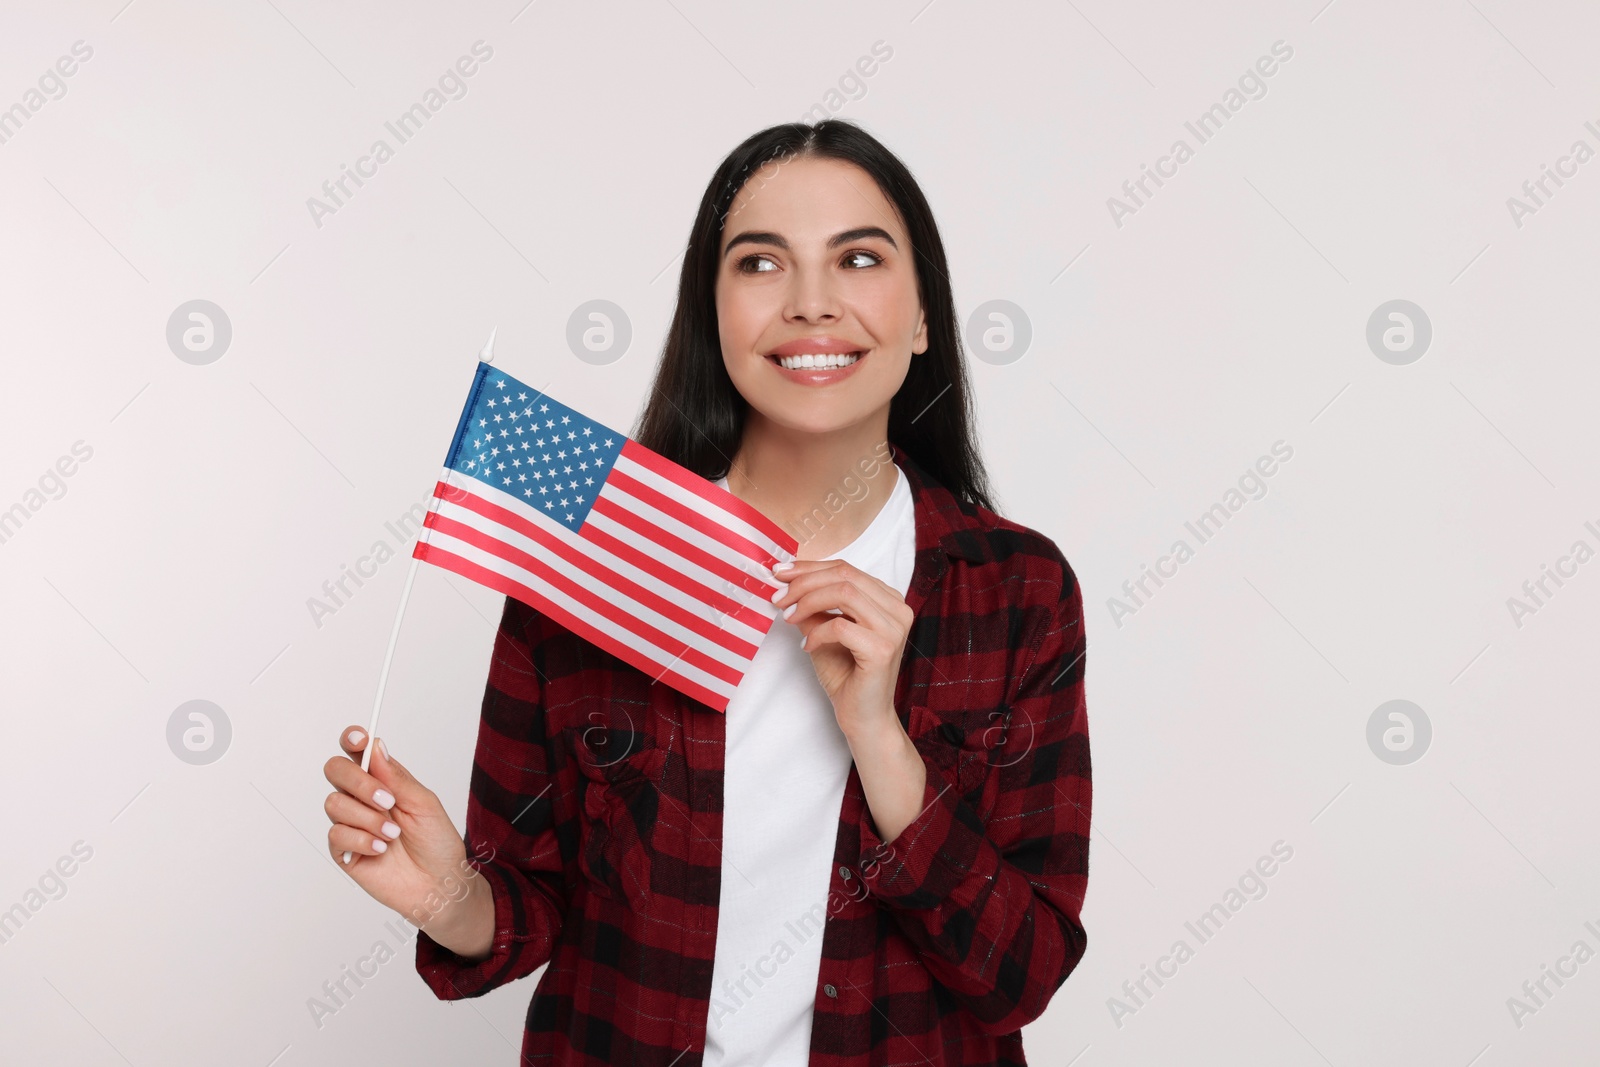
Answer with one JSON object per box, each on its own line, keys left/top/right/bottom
{"left": 322, "top": 119, "right": 1091, "bottom": 1066}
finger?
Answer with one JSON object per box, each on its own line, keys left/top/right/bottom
{"left": 339, "top": 725, "right": 371, "bottom": 761}
{"left": 786, "top": 579, "right": 896, "bottom": 633}
{"left": 819, "top": 564, "right": 904, "bottom": 618}
{"left": 799, "top": 615, "right": 879, "bottom": 658}
{"left": 323, "top": 752, "right": 398, "bottom": 818}
{"left": 771, "top": 558, "right": 842, "bottom": 581}
{"left": 734, "top": 569, "right": 785, "bottom": 602}
{"left": 364, "top": 737, "right": 441, "bottom": 817}
{"left": 808, "top": 565, "right": 914, "bottom": 634}
{"left": 813, "top": 615, "right": 899, "bottom": 662}
{"left": 774, "top": 561, "right": 900, "bottom": 616}
{"left": 770, "top": 560, "right": 847, "bottom": 611}
{"left": 328, "top": 822, "right": 391, "bottom": 865}
{"left": 324, "top": 791, "right": 403, "bottom": 842}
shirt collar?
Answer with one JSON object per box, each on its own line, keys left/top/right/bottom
{"left": 888, "top": 441, "right": 989, "bottom": 565}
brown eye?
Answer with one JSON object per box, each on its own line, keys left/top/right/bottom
{"left": 737, "top": 254, "right": 777, "bottom": 274}
{"left": 842, "top": 250, "right": 881, "bottom": 269}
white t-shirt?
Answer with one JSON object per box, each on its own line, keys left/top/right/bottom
{"left": 703, "top": 461, "right": 916, "bottom": 1066}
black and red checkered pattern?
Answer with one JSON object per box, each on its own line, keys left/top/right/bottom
{"left": 415, "top": 443, "right": 1092, "bottom": 1066}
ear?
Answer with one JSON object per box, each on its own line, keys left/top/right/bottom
{"left": 911, "top": 305, "right": 928, "bottom": 355}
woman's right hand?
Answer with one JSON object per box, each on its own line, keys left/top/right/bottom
{"left": 322, "top": 727, "right": 486, "bottom": 940}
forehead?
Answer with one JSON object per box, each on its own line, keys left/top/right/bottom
{"left": 720, "top": 155, "right": 905, "bottom": 246}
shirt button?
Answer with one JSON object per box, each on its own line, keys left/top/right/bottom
{"left": 838, "top": 866, "right": 852, "bottom": 880}
{"left": 823, "top": 984, "right": 838, "bottom": 999}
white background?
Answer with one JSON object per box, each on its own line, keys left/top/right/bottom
{"left": 1, "top": 1, "right": 1596, "bottom": 1064}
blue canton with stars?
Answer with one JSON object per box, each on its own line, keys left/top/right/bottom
{"left": 441, "top": 361, "right": 627, "bottom": 530}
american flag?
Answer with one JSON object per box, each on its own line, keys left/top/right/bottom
{"left": 412, "top": 360, "right": 798, "bottom": 712}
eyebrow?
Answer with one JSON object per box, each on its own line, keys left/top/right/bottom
{"left": 722, "top": 226, "right": 899, "bottom": 260}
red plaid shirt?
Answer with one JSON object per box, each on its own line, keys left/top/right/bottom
{"left": 415, "top": 443, "right": 1092, "bottom": 1065}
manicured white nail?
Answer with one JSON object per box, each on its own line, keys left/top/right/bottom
{"left": 372, "top": 839, "right": 387, "bottom": 853}
{"left": 373, "top": 789, "right": 395, "bottom": 810}
{"left": 378, "top": 737, "right": 389, "bottom": 760}
{"left": 782, "top": 604, "right": 796, "bottom": 620}
{"left": 770, "top": 583, "right": 788, "bottom": 603}
{"left": 382, "top": 821, "right": 401, "bottom": 839}
{"left": 342, "top": 851, "right": 353, "bottom": 865}
{"left": 773, "top": 560, "right": 794, "bottom": 574}
{"left": 347, "top": 729, "right": 365, "bottom": 747}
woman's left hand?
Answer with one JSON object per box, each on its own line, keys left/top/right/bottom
{"left": 771, "top": 558, "right": 913, "bottom": 742}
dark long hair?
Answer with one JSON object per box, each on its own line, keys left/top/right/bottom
{"left": 630, "top": 119, "right": 997, "bottom": 513}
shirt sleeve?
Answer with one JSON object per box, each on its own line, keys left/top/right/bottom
{"left": 854, "top": 555, "right": 1091, "bottom": 1034}
{"left": 414, "top": 595, "right": 576, "bottom": 1000}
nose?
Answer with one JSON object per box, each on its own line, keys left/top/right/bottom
{"left": 782, "top": 261, "right": 841, "bottom": 324}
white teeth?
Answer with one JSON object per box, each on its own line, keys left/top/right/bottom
{"left": 775, "top": 352, "right": 862, "bottom": 370}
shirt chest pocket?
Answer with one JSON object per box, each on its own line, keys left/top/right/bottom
{"left": 905, "top": 703, "right": 1012, "bottom": 801}
{"left": 565, "top": 711, "right": 668, "bottom": 906}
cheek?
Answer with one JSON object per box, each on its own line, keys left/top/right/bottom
{"left": 715, "top": 282, "right": 765, "bottom": 354}
{"left": 853, "top": 275, "right": 920, "bottom": 336}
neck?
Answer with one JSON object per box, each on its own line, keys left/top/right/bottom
{"left": 726, "top": 414, "right": 898, "bottom": 560}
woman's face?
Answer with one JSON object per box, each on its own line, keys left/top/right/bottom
{"left": 715, "top": 155, "right": 927, "bottom": 439}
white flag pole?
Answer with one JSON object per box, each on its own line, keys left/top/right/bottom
{"left": 344, "top": 326, "right": 497, "bottom": 864}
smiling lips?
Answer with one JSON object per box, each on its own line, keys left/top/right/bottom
{"left": 765, "top": 337, "right": 868, "bottom": 382}
{"left": 773, "top": 351, "right": 861, "bottom": 370}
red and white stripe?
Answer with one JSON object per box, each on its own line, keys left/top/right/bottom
{"left": 413, "top": 439, "right": 797, "bottom": 711}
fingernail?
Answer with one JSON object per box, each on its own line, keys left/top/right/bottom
{"left": 782, "top": 603, "right": 796, "bottom": 620}
{"left": 773, "top": 561, "right": 794, "bottom": 574}
{"left": 347, "top": 729, "right": 365, "bottom": 747}
{"left": 372, "top": 839, "right": 388, "bottom": 853}
{"left": 374, "top": 789, "right": 395, "bottom": 810}
{"left": 799, "top": 633, "right": 808, "bottom": 650}
{"left": 378, "top": 737, "right": 389, "bottom": 760}
{"left": 342, "top": 851, "right": 353, "bottom": 865}
{"left": 382, "top": 821, "right": 401, "bottom": 839}
{"left": 770, "top": 583, "right": 788, "bottom": 603}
